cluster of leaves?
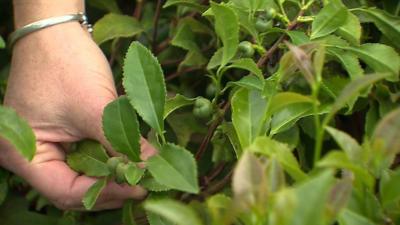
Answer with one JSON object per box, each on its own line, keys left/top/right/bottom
{"left": 1, "top": 0, "right": 400, "bottom": 225}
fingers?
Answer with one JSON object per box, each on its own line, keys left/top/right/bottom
{"left": 52, "top": 174, "right": 147, "bottom": 211}
{"left": 0, "top": 141, "right": 146, "bottom": 211}
{"left": 140, "top": 137, "right": 158, "bottom": 161}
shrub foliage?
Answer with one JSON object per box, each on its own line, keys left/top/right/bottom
{"left": 0, "top": 0, "right": 400, "bottom": 224}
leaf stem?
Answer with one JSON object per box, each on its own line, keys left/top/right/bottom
{"left": 133, "top": 0, "right": 145, "bottom": 19}
{"left": 312, "top": 83, "right": 324, "bottom": 165}
{"left": 152, "top": 0, "right": 163, "bottom": 52}
{"left": 257, "top": 10, "right": 304, "bottom": 68}
{"left": 302, "top": 0, "right": 317, "bottom": 10}
{"left": 195, "top": 101, "right": 230, "bottom": 161}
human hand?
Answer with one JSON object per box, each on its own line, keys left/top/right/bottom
{"left": 0, "top": 3, "right": 156, "bottom": 210}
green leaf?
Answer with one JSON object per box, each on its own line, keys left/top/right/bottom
{"left": 87, "top": 0, "right": 121, "bottom": 13}
{"left": 0, "top": 36, "right": 5, "bottom": 49}
{"left": 82, "top": 178, "right": 107, "bottom": 210}
{"left": 164, "top": 0, "right": 207, "bottom": 12}
{"left": 270, "top": 103, "right": 313, "bottom": 135}
{"left": 147, "top": 211, "right": 175, "bottom": 225}
{"left": 93, "top": 13, "right": 143, "bottom": 45}
{"left": 67, "top": 140, "right": 110, "bottom": 177}
{"left": 317, "top": 151, "right": 374, "bottom": 189}
{"left": 327, "top": 48, "right": 363, "bottom": 80}
{"left": 311, "top": 0, "right": 347, "bottom": 39}
{"left": 167, "top": 112, "right": 205, "bottom": 147}
{"left": 144, "top": 199, "right": 203, "bottom": 225}
{"left": 372, "top": 108, "right": 400, "bottom": 156}
{"left": 382, "top": 0, "right": 400, "bottom": 16}
{"left": 207, "top": 194, "right": 232, "bottom": 224}
{"left": 326, "top": 73, "right": 389, "bottom": 122}
{"left": 325, "top": 127, "right": 362, "bottom": 162}
{"left": 267, "top": 92, "right": 314, "bottom": 118}
{"left": 335, "top": 12, "right": 361, "bottom": 45}
{"left": 164, "top": 94, "right": 196, "bottom": 119}
{"left": 365, "top": 102, "right": 379, "bottom": 138}
{"left": 286, "top": 31, "right": 310, "bottom": 45}
{"left": 232, "top": 151, "right": 266, "bottom": 207}
{"left": 344, "top": 44, "right": 400, "bottom": 82}
{"left": 249, "top": 137, "right": 307, "bottom": 181}
{"left": 285, "top": 42, "right": 317, "bottom": 85}
{"left": 125, "top": 163, "right": 145, "bottom": 186}
{"left": 223, "top": 75, "right": 264, "bottom": 93}
{"left": 103, "top": 96, "right": 141, "bottom": 162}
{"left": 227, "top": 58, "right": 264, "bottom": 79}
{"left": 171, "top": 23, "right": 200, "bottom": 52}
{"left": 290, "top": 170, "right": 335, "bottom": 225}
{"left": 230, "top": 0, "right": 272, "bottom": 11}
{"left": 354, "top": 8, "right": 400, "bottom": 49}
{"left": 147, "top": 144, "right": 199, "bottom": 193}
{"left": 232, "top": 88, "right": 269, "bottom": 149}
{"left": 338, "top": 209, "right": 376, "bottom": 225}
{"left": 230, "top": 5, "right": 258, "bottom": 39}
{"left": 122, "top": 200, "right": 137, "bottom": 225}
{"left": 221, "top": 122, "right": 242, "bottom": 158}
{"left": 179, "top": 17, "right": 213, "bottom": 34}
{"left": 0, "top": 106, "right": 36, "bottom": 161}
{"left": 179, "top": 51, "right": 207, "bottom": 70}
{"left": 380, "top": 168, "right": 400, "bottom": 210}
{"left": 207, "top": 48, "right": 223, "bottom": 70}
{"left": 211, "top": 2, "right": 239, "bottom": 67}
{"left": 140, "top": 176, "right": 171, "bottom": 192}
{"left": 123, "top": 42, "right": 166, "bottom": 137}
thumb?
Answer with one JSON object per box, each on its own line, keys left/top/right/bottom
{"left": 70, "top": 96, "right": 119, "bottom": 155}
{"left": 0, "top": 140, "right": 147, "bottom": 210}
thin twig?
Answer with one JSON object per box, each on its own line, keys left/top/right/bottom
{"left": 155, "top": 37, "right": 171, "bottom": 54}
{"left": 257, "top": 10, "right": 305, "bottom": 68}
{"left": 108, "top": 39, "right": 121, "bottom": 66}
{"left": 152, "top": 0, "right": 163, "bottom": 52}
{"left": 195, "top": 101, "right": 231, "bottom": 161}
{"left": 165, "top": 67, "right": 201, "bottom": 81}
{"left": 133, "top": 0, "right": 145, "bottom": 19}
{"left": 202, "top": 170, "right": 233, "bottom": 197}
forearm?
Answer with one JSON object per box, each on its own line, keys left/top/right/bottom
{"left": 13, "top": 0, "right": 85, "bottom": 28}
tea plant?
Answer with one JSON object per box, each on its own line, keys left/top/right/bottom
{"left": 0, "top": 0, "right": 400, "bottom": 225}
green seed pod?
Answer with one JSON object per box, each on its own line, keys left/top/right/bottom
{"left": 255, "top": 18, "right": 273, "bottom": 32}
{"left": 107, "top": 157, "right": 124, "bottom": 174}
{"left": 193, "top": 97, "right": 213, "bottom": 118}
{"left": 115, "top": 162, "right": 128, "bottom": 184}
{"left": 206, "top": 83, "right": 217, "bottom": 98}
{"left": 238, "top": 41, "right": 255, "bottom": 57}
{"left": 265, "top": 8, "right": 277, "bottom": 20}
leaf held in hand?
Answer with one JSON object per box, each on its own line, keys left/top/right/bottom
{"left": 0, "top": 106, "right": 36, "bottom": 161}
{"left": 103, "top": 96, "right": 141, "bottom": 162}
{"left": 147, "top": 144, "right": 199, "bottom": 193}
{"left": 123, "top": 42, "right": 166, "bottom": 137}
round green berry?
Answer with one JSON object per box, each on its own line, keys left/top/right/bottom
{"left": 193, "top": 97, "right": 213, "bottom": 118}
{"left": 206, "top": 83, "right": 217, "bottom": 98}
{"left": 238, "top": 41, "right": 255, "bottom": 57}
{"left": 115, "top": 162, "right": 128, "bottom": 184}
{"left": 265, "top": 8, "right": 277, "bottom": 20}
{"left": 107, "top": 157, "right": 124, "bottom": 174}
{"left": 255, "top": 18, "right": 272, "bottom": 32}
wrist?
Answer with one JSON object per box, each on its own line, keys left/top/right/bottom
{"left": 13, "top": 0, "right": 85, "bottom": 28}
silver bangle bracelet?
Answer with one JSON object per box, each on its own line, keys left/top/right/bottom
{"left": 8, "top": 12, "right": 93, "bottom": 48}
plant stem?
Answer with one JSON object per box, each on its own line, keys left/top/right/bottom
{"left": 312, "top": 83, "right": 324, "bottom": 165}
{"left": 257, "top": 10, "right": 304, "bottom": 68}
{"left": 152, "top": 0, "right": 163, "bottom": 52}
{"left": 302, "top": 0, "right": 317, "bottom": 10}
{"left": 133, "top": 0, "right": 144, "bottom": 19}
{"left": 195, "top": 101, "right": 230, "bottom": 161}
